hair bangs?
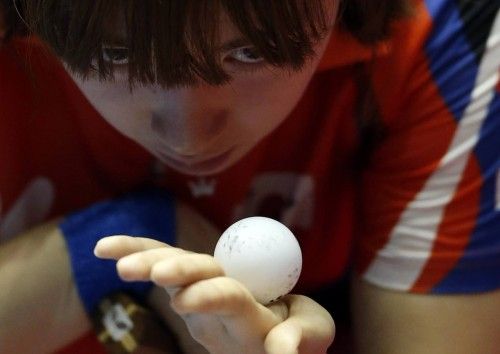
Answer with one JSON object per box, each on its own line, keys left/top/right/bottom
{"left": 19, "top": 0, "right": 331, "bottom": 88}
{"left": 22, "top": 0, "right": 120, "bottom": 78}
{"left": 223, "top": 0, "right": 329, "bottom": 69}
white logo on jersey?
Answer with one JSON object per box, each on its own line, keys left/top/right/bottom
{"left": 0, "top": 177, "right": 55, "bottom": 243}
{"left": 496, "top": 169, "right": 500, "bottom": 211}
{"left": 189, "top": 178, "right": 216, "bottom": 198}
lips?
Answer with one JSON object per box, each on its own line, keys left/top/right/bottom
{"left": 157, "top": 147, "right": 235, "bottom": 175}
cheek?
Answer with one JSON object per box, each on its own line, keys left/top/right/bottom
{"left": 73, "top": 77, "right": 155, "bottom": 138}
{"left": 230, "top": 69, "right": 315, "bottom": 135}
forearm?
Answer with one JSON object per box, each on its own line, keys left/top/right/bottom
{"left": 0, "top": 201, "right": 222, "bottom": 354}
{"left": 0, "top": 221, "right": 90, "bottom": 353}
{"left": 351, "top": 275, "right": 500, "bottom": 354}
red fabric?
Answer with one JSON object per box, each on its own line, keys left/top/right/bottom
{"left": 55, "top": 332, "right": 106, "bottom": 354}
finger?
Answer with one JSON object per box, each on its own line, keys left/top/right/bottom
{"left": 171, "top": 276, "right": 276, "bottom": 320}
{"left": 170, "top": 276, "right": 256, "bottom": 315}
{"left": 94, "top": 235, "right": 171, "bottom": 259}
{"left": 171, "top": 276, "right": 282, "bottom": 336}
{"left": 264, "top": 320, "right": 301, "bottom": 354}
{"left": 150, "top": 253, "right": 224, "bottom": 287}
{"left": 116, "top": 247, "right": 190, "bottom": 281}
{"left": 266, "top": 295, "right": 335, "bottom": 354}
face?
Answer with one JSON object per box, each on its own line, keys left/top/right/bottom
{"left": 68, "top": 3, "right": 338, "bottom": 176}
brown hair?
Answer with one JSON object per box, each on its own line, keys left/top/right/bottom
{"left": 3, "top": 0, "right": 412, "bottom": 87}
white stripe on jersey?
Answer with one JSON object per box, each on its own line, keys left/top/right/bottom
{"left": 496, "top": 169, "right": 500, "bottom": 211}
{"left": 363, "top": 10, "right": 500, "bottom": 291}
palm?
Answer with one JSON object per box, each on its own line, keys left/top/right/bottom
{"left": 184, "top": 312, "right": 266, "bottom": 353}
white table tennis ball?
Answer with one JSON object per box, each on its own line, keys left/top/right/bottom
{"left": 213, "top": 216, "right": 302, "bottom": 304}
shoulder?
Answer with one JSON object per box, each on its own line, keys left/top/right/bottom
{"left": 369, "top": 0, "right": 499, "bottom": 123}
{"left": 388, "top": 0, "right": 498, "bottom": 62}
{"left": 356, "top": 0, "right": 500, "bottom": 295}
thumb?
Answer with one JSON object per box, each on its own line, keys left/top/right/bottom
{"left": 265, "top": 295, "right": 335, "bottom": 354}
{"left": 264, "top": 319, "right": 302, "bottom": 354}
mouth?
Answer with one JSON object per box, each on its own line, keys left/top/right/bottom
{"left": 157, "top": 147, "right": 235, "bottom": 175}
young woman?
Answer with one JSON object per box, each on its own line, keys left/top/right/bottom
{"left": 0, "top": 0, "right": 498, "bottom": 353}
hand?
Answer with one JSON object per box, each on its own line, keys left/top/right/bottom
{"left": 94, "top": 236, "right": 335, "bottom": 354}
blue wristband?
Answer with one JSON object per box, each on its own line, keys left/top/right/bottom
{"left": 60, "top": 188, "right": 175, "bottom": 315}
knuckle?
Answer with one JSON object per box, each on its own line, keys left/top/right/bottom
{"left": 201, "top": 254, "right": 225, "bottom": 274}
{"left": 168, "top": 258, "right": 191, "bottom": 279}
{"left": 220, "top": 278, "right": 253, "bottom": 311}
{"left": 204, "top": 282, "right": 226, "bottom": 310}
{"left": 194, "top": 278, "right": 235, "bottom": 312}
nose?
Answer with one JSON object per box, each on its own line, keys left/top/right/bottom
{"left": 151, "top": 88, "right": 229, "bottom": 155}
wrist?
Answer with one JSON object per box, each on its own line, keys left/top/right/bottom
{"left": 60, "top": 188, "right": 175, "bottom": 315}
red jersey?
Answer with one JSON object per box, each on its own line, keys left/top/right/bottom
{"left": 1, "top": 0, "right": 498, "bottom": 352}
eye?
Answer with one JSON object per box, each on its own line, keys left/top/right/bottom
{"left": 228, "top": 46, "right": 265, "bottom": 64}
{"left": 102, "top": 46, "right": 130, "bottom": 65}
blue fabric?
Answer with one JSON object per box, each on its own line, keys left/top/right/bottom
{"left": 432, "top": 92, "right": 500, "bottom": 294}
{"left": 60, "top": 188, "right": 175, "bottom": 314}
{"left": 424, "top": 0, "right": 478, "bottom": 122}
